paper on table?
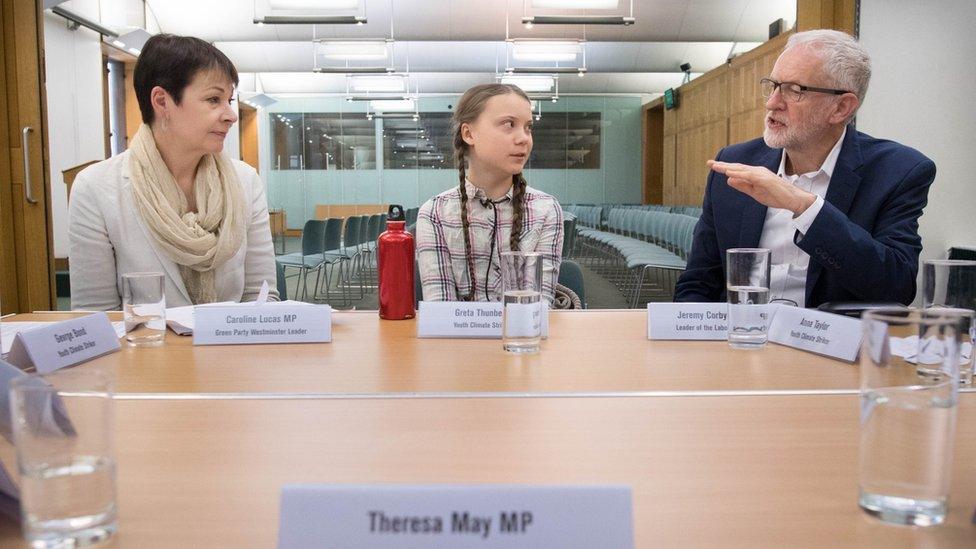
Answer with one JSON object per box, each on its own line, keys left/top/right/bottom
{"left": 2, "top": 321, "right": 125, "bottom": 355}
{"left": 888, "top": 336, "right": 973, "bottom": 365}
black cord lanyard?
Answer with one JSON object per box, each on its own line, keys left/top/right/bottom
{"left": 480, "top": 196, "right": 509, "bottom": 301}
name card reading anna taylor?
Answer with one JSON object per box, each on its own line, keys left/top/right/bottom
{"left": 278, "top": 485, "right": 633, "bottom": 549}
{"left": 647, "top": 303, "right": 728, "bottom": 340}
{"left": 192, "top": 303, "right": 331, "bottom": 345}
{"left": 417, "top": 302, "right": 549, "bottom": 339}
{"left": 5, "top": 313, "right": 121, "bottom": 374}
{"left": 767, "top": 306, "right": 862, "bottom": 362}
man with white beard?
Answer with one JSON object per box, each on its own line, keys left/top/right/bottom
{"left": 674, "top": 29, "right": 935, "bottom": 308}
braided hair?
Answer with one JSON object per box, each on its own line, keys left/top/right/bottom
{"left": 451, "top": 84, "right": 531, "bottom": 301}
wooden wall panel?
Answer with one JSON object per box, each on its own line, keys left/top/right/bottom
{"left": 124, "top": 62, "right": 140, "bottom": 147}
{"left": 239, "top": 104, "right": 259, "bottom": 171}
{"left": 662, "top": 134, "right": 676, "bottom": 204}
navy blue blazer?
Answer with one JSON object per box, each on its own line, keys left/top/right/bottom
{"left": 674, "top": 126, "right": 936, "bottom": 308}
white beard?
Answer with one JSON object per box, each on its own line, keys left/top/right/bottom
{"left": 763, "top": 111, "right": 832, "bottom": 150}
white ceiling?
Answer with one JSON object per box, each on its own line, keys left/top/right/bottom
{"left": 140, "top": 0, "right": 796, "bottom": 94}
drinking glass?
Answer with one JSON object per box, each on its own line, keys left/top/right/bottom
{"left": 501, "top": 252, "right": 543, "bottom": 354}
{"left": 726, "top": 248, "right": 771, "bottom": 349}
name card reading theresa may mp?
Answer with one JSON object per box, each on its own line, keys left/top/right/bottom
{"left": 647, "top": 302, "right": 729, "bottom": 340}
{"left": 5, "top": 313, "right": 121, "bottom": 374}
{"left": 766, "top": 306, "right": 862, "bottom": 361}
{"left": 417, "top": 302, "right": 549, "bottom": 339}
{"left": 278, "top": 484, "right": 632, "bottom": 549}
{"left": 192, "top": 303, "right": 331, "bottom": 345}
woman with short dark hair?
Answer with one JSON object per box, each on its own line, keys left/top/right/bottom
{"left": 69, "top": 34, "right": 277, "bottom": 310}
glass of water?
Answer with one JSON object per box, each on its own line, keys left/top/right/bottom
{"left": 500, "top": 251, "right": 543, "bottom": 354}
{"left": 10, "top": 368, "right": 117, "bottom": 547}
{"left": 726, "top": 248, "right": 771, "bottom": 349}
{"left": 122, "top": 272, "right": 166, "bottom": 347}
{"left": 859, "top": 308, "right": 964, "bottom": 526}
{"left": 923, "top": 259, "right": 976, "bottom": 385}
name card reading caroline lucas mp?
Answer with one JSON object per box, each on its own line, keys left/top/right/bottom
{"left": 193, "top": 303, "right": 331, "bottom": 345}
{"left": 647, "top": 303, "right": 728, "bottom": 340}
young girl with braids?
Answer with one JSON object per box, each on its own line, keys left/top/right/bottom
{"left": 416, "top": 83, "right": 564, "bottom": 303}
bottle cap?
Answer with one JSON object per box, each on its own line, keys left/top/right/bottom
{"left": 388, "top": 204, "right": 405, "bottom": 221}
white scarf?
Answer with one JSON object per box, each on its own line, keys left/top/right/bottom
{"left": 128, "top": 124, "right": 245, "bottom": 304}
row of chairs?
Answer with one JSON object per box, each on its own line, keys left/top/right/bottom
{"left": 564, "top": 204, "right": 701, "bottom": 230}
{"left": 275, "top": 213, "right": 388, "bottom": 306}
{"left": 563, "top": 205, "right": 603, "bottom": 229}
{"left": 572, "top": 208, "right": 698, "bottom": 306}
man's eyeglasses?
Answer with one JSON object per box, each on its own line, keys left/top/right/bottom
{"left": 760, "top": 77, "right": 852, "bottom": 103}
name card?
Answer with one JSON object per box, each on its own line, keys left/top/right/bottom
{"left": 417, "top": 302, "right": 549, "bottom": 339}
{"left": 278, "top": 485, "right": 633, "bottom": 549}
{"left": 5, "top": 313, "right": 121, "bottom": 374}
{"left": 767, "top": 306, "right": 862, "bottom": 362}
{"left": 647, "top": 303, "right": 729, "bottom": 340}
{"left": 192, "top": 303, "right": 331, "bottom": 345}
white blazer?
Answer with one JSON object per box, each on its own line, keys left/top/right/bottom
{"left": 68, "top": 150, "right": 278, "bottom": 311}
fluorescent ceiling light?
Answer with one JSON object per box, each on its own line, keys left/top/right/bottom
{"left": 371, "top": 99, "right": 415, "bottom": 112}
{"left": 512, "top": 41, "right": 581, "bottom": 62}
{"left": 270, "top": 0, "right": 360, "bottom": 9}
{"left": 531, "top": 0, "right": 618, "bottom": 7}
{"left": 501, "top": 75, "right": 554, "bottom": 92}
{"left": 254, "top": 15, "right": 365, "bottom": 24}
{"left": 350, "top": 75, "right": 406, "bottom": 92}
{"left": 318, "top": 41, "right": 389, "bottom": 61}
{"left": 522, "top": 15, "right": 634, "bottom": 25}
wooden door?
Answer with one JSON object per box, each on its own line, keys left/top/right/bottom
{"left": 0, "top": 0, "right": 56, "bottom": 313}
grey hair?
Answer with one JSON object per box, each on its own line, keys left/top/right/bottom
{"left": 785, "top": 30, "right": 871, "bottom": 102}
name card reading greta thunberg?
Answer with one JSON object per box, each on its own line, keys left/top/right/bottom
{"left": 192, "top": 303, "right": 331, "bottom": 345}
{"left": 767, "top": 306, "right": 862, "bottom": 362}
{"left": 5, "top": 313, "right": 121, "bottom": 374}
{"left": 416, "top": 302, "right": 549, "bottom": 339}
{"left": 647, "top": 303, "right": 728, "bottom": 340}
{"left": 278, "top": 485, "right": 633, "bottom": 549}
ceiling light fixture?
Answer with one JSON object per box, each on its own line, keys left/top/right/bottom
{"left": 522, "top": 0, "right": 634, "bottom": 26}
{"left": 511, "top": 40, "right": 581, "bottom": 62}
{"left": 522, "top": 15, "right": 634, "bottom": 25}
{"left": 254, "top": 0, "right": 367, "bottom": 24}
{"left": 318, "top": 40, "right": 390, "bottom": 61}
{"left": 349, "top": 74, "right": 406, "bottom": 92}
{"left": 500, "top": 75, "right": 555, "bottom": 93}
{"left": 370, "top": 99, "right": 415, "bottom": 112}
{"left": 531, "top": 0, "right": 619, "bottom": 7}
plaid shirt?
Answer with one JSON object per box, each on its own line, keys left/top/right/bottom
{"left": 417, "top": 180, "right": 564, "bottom": 303}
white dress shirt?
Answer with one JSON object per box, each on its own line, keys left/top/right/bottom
{"left": 757, "top": 128, "right": 846, "bottom": 307}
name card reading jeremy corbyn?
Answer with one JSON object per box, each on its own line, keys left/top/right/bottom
{"left": 192, "top": 303, "right": 331, "bottom": 345}
{"left": 417, "top": 302, "right": 549, "bottom": 339}
{"left": 278, "top": 484, "right": 633, "bottom": 549}
{"left": 647, "top": 303, "right": 728, "bottom": 340}
{"left": 5, "top": 313, "right": 121, "bottom": 374}
{"left": 767, "top": 306, "right": 862, "bottom": 361}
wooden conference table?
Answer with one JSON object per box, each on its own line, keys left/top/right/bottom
{"left": 0, "top": 310, "right": 973, "bottom": 547}
{"left": 7, "top": 309, "right": 872, "bottom": 395}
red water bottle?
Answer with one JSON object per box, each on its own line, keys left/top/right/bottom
{"left": 378, "top": 204, "right": 415, "bottom": 320}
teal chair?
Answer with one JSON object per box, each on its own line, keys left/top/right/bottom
{"left": 275, "top": 259, "right": 288, "bottom": 301}
{"left": 558, "top": 259, "right": 586, "bottom": 309}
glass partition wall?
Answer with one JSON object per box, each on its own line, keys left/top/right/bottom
{"left": 264, "top": 95, "right": 642, "bottom": 309}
